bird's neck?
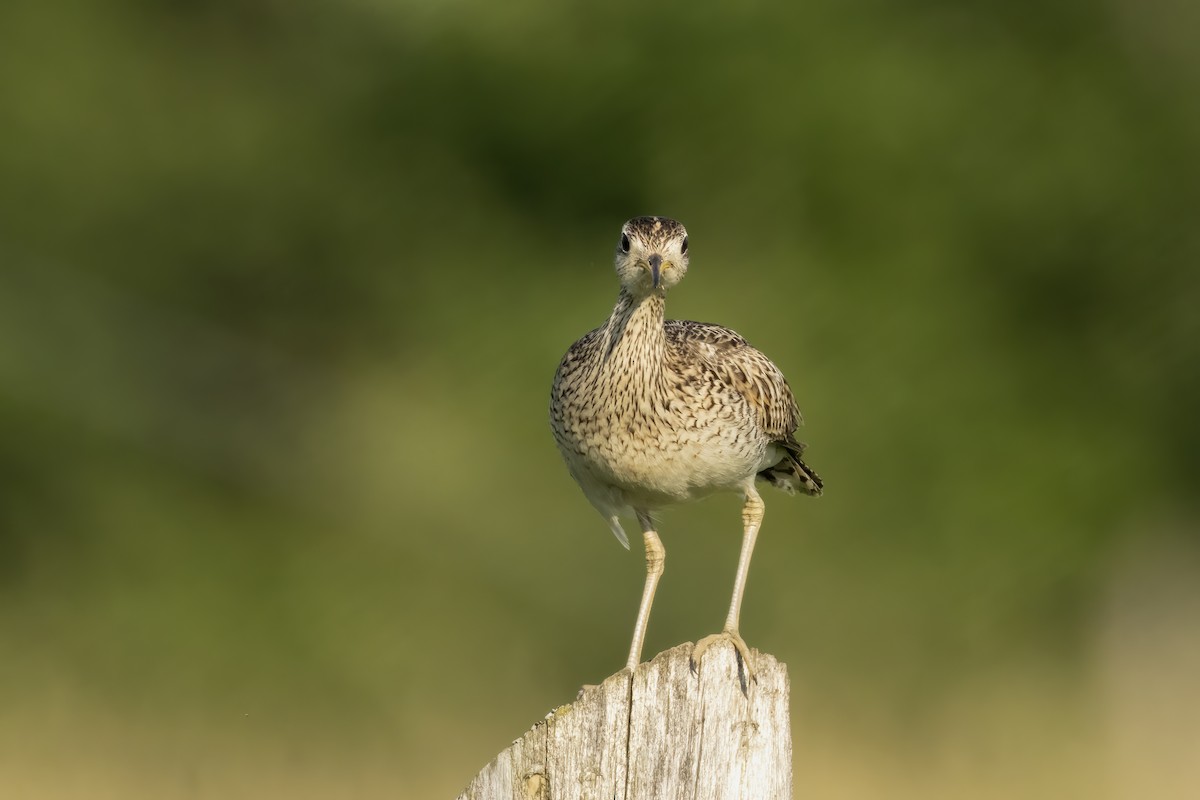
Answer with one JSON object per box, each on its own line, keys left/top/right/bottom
{"left": 601, "top": 288, "right": 666, "bottom": 375}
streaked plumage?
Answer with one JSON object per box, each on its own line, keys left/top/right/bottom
{"left": 549, "top": 216, "right": 822, "bottom": 682}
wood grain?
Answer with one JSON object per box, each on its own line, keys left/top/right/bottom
{"left": 457, "top": 642, "right": 791, "bottom": 800}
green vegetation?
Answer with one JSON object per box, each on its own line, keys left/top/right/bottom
{"left": 1, "top": 0, "right": 1197, "bottom": 796}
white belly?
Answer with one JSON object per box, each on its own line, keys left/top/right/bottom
{"left": 561, "top": 419, "right": 772, "bottom": 508}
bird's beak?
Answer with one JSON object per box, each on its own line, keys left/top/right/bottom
{"left": 647, "top": 254, "right": 663, "bottom": 289}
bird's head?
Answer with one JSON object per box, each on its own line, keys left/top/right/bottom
{"left": 614, "top": 216, "right": 689, "bottom": 296}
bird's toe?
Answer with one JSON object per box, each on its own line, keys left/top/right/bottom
{"left": 691, "top": 630, "right": 757, "bottom": 693}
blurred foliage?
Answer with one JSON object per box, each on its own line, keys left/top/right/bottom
{"left": 1, "top": 0, "right": 1198, "bottom": 796}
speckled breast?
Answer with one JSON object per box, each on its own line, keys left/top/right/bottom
{"left": 553, "top": 380, "right": 769, "bottom": 503}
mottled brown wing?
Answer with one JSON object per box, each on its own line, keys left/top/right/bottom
{"left": 549, "top": 326, "right": 603, "bottom": 448}
{"left": 663, "top": 319, "right": 802, "bottom": 441}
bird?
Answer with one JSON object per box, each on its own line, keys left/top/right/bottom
{"left": 549, "top": 215, "right": 823, "bottom": 684}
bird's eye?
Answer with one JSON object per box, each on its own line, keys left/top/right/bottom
{"left": 620, "top": 234, "right": 631, "bottom": 253}
{"left": 681, "top": 236, "right": 688, "bottom": 255}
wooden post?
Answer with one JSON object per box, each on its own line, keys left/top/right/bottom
{"left": 456, "top": 642, "right": 792, "bottom": 800}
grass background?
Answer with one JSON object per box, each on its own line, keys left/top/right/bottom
{"left": 1, "top": 0, "right": 1198, "bottom": 796}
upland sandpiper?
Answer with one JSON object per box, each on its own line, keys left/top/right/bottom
{"left": 549, "top": 216, "right": 823, "bottom": 682}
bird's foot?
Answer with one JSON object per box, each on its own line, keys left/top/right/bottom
{"left": 690, "top": 630, "right": 756, "bottom": 694}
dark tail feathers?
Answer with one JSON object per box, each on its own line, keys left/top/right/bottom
{"left": 758, "top": 439, "right": 823, "bottom": 497}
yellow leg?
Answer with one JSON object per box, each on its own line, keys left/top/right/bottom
{"left": 625, "top": 511, "right": 664, "bottom": 671}
{"left": 692, "top": 486, "right": 765, "bottom": 687}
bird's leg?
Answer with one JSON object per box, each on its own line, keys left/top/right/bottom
{"left": 625, "top": 511, "right": 664, "bottom": 672}
{"left": 692, "top": 485, "right": 765, "bottom": 689}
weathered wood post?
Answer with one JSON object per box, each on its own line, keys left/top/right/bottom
{"left": 457, "top": 642, "right": 792, "bottom": 800}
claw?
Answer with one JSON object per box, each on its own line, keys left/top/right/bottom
{"left": 690, "top": 630, "right": 756, "bottom": 694}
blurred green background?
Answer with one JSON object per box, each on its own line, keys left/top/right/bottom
{"left": 2, "top": 0, "right": 1198, "bottom": 797}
